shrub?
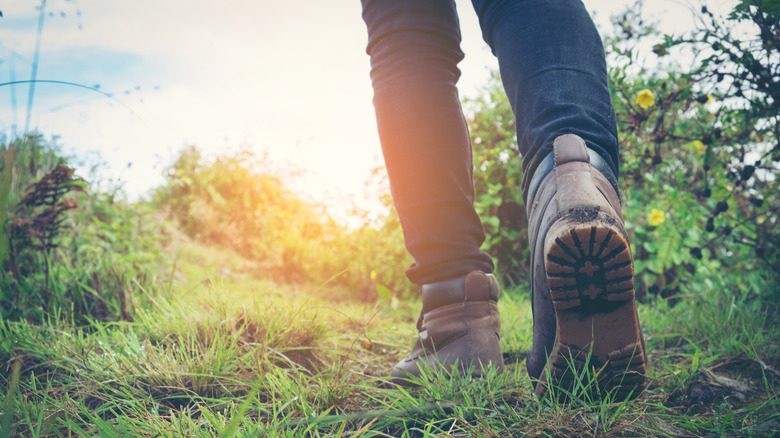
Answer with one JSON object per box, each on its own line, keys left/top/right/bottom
{"left": 607, "top": 1, "right": 779, "bottom": 301}
{"left": 150, "top": 146, "right": 412, "bottom": 298}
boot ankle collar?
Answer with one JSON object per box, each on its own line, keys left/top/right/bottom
{"left": 526, "top": 136, "right": 620, "bottom": 206}
{"left": 421, "top": 271, "right": 498, "bottom": 314}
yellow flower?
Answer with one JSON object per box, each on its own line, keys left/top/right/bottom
{"left": 636, "top": 89, "right": 655, "bottom": 109}
{"left": 370, "top": 270, "right": 377, "bottom": 281}
{"left": 648, "top": 208, "right": 666, "bottom": 227}
{"left": 693, "top": 140, "right": 705, "bottom": 154}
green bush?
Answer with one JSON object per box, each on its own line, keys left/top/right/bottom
{"left": 150, "top": 146, "right": 412, "bottom": 298}
{"left": 607, "top": 1, "right": 778, "bottom": 301}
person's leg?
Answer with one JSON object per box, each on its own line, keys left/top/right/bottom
{"left": 361, "top": 0, "right": 502, "bottom": 384}
{"left": 361, "top": 0, "right": 493, "bottom": 286}
{"left": 471, "top": 0, "right": 646, "bottom": 399}
{"left": 471, "top": 0, "right": 619, "bottom": 201}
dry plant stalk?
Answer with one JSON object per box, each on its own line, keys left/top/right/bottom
{"left": 8, "top": 164, "right": 84, "bottom": 295}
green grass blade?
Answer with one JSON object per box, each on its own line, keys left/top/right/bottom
{"left": 0, "top": 360, "right": 21, "bottom": 438}
{"left": 219, "top": 388, "right": 258, "bottom": 438}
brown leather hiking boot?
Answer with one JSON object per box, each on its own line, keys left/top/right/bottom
{"left": 526, "top": 134, "right": 647, "bottom": 401}
{"left": 388, "top": 271, "right": 504, "bottom": 386}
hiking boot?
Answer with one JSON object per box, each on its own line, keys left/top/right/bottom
{"left": 389, "top": 271, "right": 504, "bottom": 386}
{"left": 525, "top": 134, "right": 647, "bottom": 400}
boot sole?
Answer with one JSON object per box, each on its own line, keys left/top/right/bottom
{"left": 537, "top": 211, "right": 647, "bottom": 401}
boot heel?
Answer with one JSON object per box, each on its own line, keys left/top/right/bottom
{"left": 544, "top": 212, "right": 635, "bottom": 310}
{"left": 538, "top": 211, "right": 647, "bottom": 400}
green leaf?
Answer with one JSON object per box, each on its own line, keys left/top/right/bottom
{"left": 691, "top": 348, "right": 700, "bottom": 374}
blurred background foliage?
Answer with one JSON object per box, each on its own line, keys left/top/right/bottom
{"left": 148, "top": 146, "right": 411, "bottom": 299}
{"left": 1, "top": 0, "right": 777, "bottom": 324}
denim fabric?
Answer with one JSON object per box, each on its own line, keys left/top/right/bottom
{"left": 361, "top": 0, "right": 619, "bottom": 285}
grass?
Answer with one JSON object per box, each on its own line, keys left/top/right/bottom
{"left": 1, "top": 230, "right": 778, "bottom": 437}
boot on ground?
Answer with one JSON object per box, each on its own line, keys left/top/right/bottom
{"left": 525, "top": 134, "right": 647, "bottom": 401}
{"left": 389, "top": 271, "right": 504, "bottom": 386}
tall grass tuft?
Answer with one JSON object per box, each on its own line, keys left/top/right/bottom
{"left": 0, "top": 135, "right": 167, "bottom": 324}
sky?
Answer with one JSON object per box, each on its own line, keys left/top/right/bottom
{"left": 0, "top": 0, "right": 727, "bottom": 218}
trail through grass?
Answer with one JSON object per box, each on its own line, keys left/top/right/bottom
{"left": 1, "top": 231, "right": 778, "bottom": 437}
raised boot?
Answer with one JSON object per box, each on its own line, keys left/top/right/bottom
{"left": 389, "top": 271, "right": 504, "bottom": 386}
{"left": 526, "top": 134, "right": 647, "bottom": 400}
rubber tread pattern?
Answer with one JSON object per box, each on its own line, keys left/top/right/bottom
{"left": 542, "top": 224, "right": 647, "bottom": 401}
{"left": 546, "top": 226, "right": 634, "bottom": 310}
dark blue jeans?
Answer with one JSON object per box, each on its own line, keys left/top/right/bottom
{"left": 361, "top": 0, "right": 619, "bottom": 285}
